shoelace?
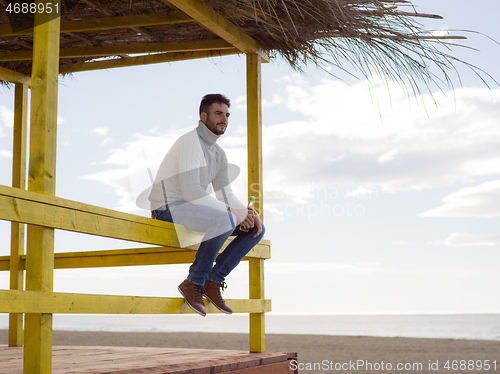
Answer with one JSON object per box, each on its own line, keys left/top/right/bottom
{"left": 217, "top": 281, "right": 228, "bottom": 301}
{"left": 194, "top": 284, "right": 203, "bottom": 303}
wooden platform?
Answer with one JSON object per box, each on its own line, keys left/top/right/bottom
{"left": 0, "top": 345, "right": 297, "bottom": 374}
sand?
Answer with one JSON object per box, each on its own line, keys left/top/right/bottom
{"left": 1, "top": 330, "right": 499, "bottom": 373}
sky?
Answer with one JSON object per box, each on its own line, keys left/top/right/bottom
{"left": 0, "top": 0, "right": 500, "bottom": 316}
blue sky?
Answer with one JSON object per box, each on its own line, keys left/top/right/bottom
{"left": 1, "top": 0, "right": 500, "bottom": 315}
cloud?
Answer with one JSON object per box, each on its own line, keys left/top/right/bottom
{"left": 0, "top": 149, "right": 12, "bottom": 159}
{"left": 0, "top": 105, "right": 14, "bottom": 129}
{"left": 91, "top": 127, "right": 110, "bottom": 137}
{"left": 0, "top": 105, "right": 14, "bottom": 137}
{"left": 266, "top": 262, "right": 425, "bottom": 277}
{"left": 420, "top": 180, "right": 500, "bottom": 218}
{"left": 429, "top": 232, "right": 500, "bottom": 247}
{"left": 81, "top": 126, "right": 202, "bottom": 214}
{"left": 265, "top": 78, "right": 500, "bottom": 191}
{"left": 100, "top": 137, "right": 113, "bottom": 146}
{"left": 80, "top": 76, "right": 500, "bottom": 220}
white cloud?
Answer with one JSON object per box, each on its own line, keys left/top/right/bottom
{"left": 262, "top": 94, "right": 285, "bottom": 108}
{"left": 91, "top": 127, "right": 110, "bottom": 137}
{"left": 266, "top": 262, "right": 424, "bottom": 277}
{"left": 254, "top": 78, "right": 500, "bottom": 217}
{"left": 420, "top": 180, "right": 500, "bottom": 218}
{"left": 429, "top": 232, "right": 500, "bottom": 247}
{"left": 100, "top": 137, "right": 113, "bottom": 146}
{"left": 81, "top": 126, "right": 199, "bottom": 214}
{"left": 0, "top": 105, "right": 14, "bottom": 131}
{"left": 0, "top": 149, "right": 12, "bottom": 158}
{"left": 79, "top": 77, "right": 500, "bottom": 220}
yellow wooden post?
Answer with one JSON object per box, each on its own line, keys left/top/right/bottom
{"left": 246, "top": 53, "right": 263, "bottom": 218}
{"left": 9, "top": 83, "right": 28, "bottom": 347}
{"left": 247, "top": 52, "right": 265, "bottom": 352}
{"left": 24, "top": 2, "right": 60, "bottom": 373}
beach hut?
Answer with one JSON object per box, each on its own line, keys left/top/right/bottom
{"left": 0, "top": 1, "right": 467, "bottom": 373}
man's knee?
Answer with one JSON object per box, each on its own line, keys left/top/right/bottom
{"left": 249, "top": 223, "right": 265, "bottom": 239}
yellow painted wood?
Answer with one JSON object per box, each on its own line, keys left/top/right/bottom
{"left": 247, "top": 52, "right": 266, "bottom": 352}
{"left": 249, "top": 258, "right": 266, "bottom": 352}
{"left": 0, "top": 239, "right": 270, "bottom": 271}
{"left": 11, "top": 85, "right": 28, "bottom": 191}
{"left": 0, "top": 39, "right": 234, "bottom": 61}
{"left": 0, "top": 13, "right": 191, "bottom": 37}
{"left": 24, "top": 313, "right": 52, "bottom": 374}
{"left": 246, "top": 53, "right": 263, "bottom": 219}
{"left": 24, "top": 4, "right": 60, "bottom": 372}
{"left": 161, "top": 0, "right": 269, "bottom": 62}
{"left": 9, "top": 83, "right": 28, "bottom": 347}
{"left": 0, "top": 183, "right": 189, "bottom": 233}
{"left": 0, "top": 290, "right": 271, "bottom": 315}
{"left": 59, "top": 49, "right": 240, "bottom": 74}
{"left": 0, "top": 185, "right": 196, "bottom": 247}
{"left": 0, "top": 66, "right": 31, "bottom": 86}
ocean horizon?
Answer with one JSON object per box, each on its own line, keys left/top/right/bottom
{"left": 1, "top": 313, "right": 499, "bottom": 341}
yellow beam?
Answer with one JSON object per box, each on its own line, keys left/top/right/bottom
{"left": 59, "top": 49, "right": 240, "bottom": 74}
{"left": 246, "top": 53, "right": 263, "bottom": 219}
{"left": 24, "top": 4, "right": 60, "bottom": 372}
{"left": 0, "top": 13, "right": 191, "bottom": 37}
{"left": 0, "top": 290, "right": 271, "bottom": 315}
{"left": 9, "top": 83, "right": 28, "bottom": 347}
{"left": 0, "top": 240, "right": 271, "bottom": 271}
{"left": 247, "top": 52, "right": 265, "bottom": 353}
{"left": 0, "top": 39, "right": 234, "bottom": 61}
{"left": 0, "top": 184, "right": 194, "bottom": 247}
{"left": 162, "top": 0, "right": 269, "bottom": 62}
{"left": 249, "top": 258, "right": 266, "bottom": 352}
{"left": 0, "top": 66, "right": 31, "bottom": 85}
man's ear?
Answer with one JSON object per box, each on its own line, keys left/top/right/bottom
{"left": 200, "top": 111, "right": 207, "bottom": 124}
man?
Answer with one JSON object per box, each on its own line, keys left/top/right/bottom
{"left": 149, "top": 94, "right": 264, "bottom": 317}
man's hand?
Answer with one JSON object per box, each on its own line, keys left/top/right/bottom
{"left": 229, "top": 207, "right": 254, "bottom": 227}
{"left": 251, "top": 210, "right": 263, "bottom": 238}
{"left": 228, "top": 207, "right": 262, "bottom": 238}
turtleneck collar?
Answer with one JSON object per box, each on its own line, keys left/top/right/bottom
{"left": 196, "top": 120, "right": 221, "bottom": 146}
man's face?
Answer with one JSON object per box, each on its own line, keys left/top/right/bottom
{"left": 201, "top": 102, "right": 230, "bottom": 136}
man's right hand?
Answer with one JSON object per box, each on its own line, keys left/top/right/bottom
{"left": 228, "top": 207, "right": 255, "bottom": 228}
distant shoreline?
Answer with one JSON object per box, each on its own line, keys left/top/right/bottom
{"left": 3, "top": 313, "right": 499, "bottom": 341}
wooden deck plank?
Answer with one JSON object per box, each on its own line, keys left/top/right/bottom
{"left": 0, "top": 346, "right": 296, "bottom": 374}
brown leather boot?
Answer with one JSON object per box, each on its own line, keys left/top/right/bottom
{"left": 178, "top": 279, "right": 206, "bottom": 317}
{"left": 203, "top": 280, "right": 233, "bottom": 315}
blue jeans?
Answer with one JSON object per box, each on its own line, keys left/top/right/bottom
{"left": 153, "top": 201, "right": 265, "bottom": 286}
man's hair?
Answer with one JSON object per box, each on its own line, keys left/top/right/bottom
{"left": 199, "top": 94, "right": 231, "bottom": 116}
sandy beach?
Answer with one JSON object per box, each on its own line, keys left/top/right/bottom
{"left": 1, "top": 330, "right": 499, "bottom": 373}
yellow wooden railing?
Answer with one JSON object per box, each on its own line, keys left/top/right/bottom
{"left": 0, "top": 185, "right": 271, "bottom": 345}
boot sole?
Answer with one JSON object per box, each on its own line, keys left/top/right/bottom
{"left": 178, "top": 285, "right": 207, "bottom": 317}
{"left": 204, "top": 295, "right": 233, "bottom": 315}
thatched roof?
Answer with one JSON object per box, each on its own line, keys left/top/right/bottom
{"left": 0, "top": 0, "right": 473, "bottom": 91}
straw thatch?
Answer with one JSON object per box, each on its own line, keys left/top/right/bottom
{"left": 0, "top": 0, "right": 478, "bottom": 91}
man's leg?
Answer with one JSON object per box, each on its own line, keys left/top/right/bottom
{"left": 209, "top": 224, "right": 266, "bottom": 283}
{"left": 154, "top": 202, "right": 236, "bottom": 316}
{"left": 203, "top": 224, "right": 266, "bottom": 314}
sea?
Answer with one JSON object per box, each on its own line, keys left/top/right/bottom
{"left": 1, "top": 313, "right": 499, "bottom": 341}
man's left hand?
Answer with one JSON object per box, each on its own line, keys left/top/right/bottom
{"left": 252, "top": 211, "right": 263, "bottom": 238}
